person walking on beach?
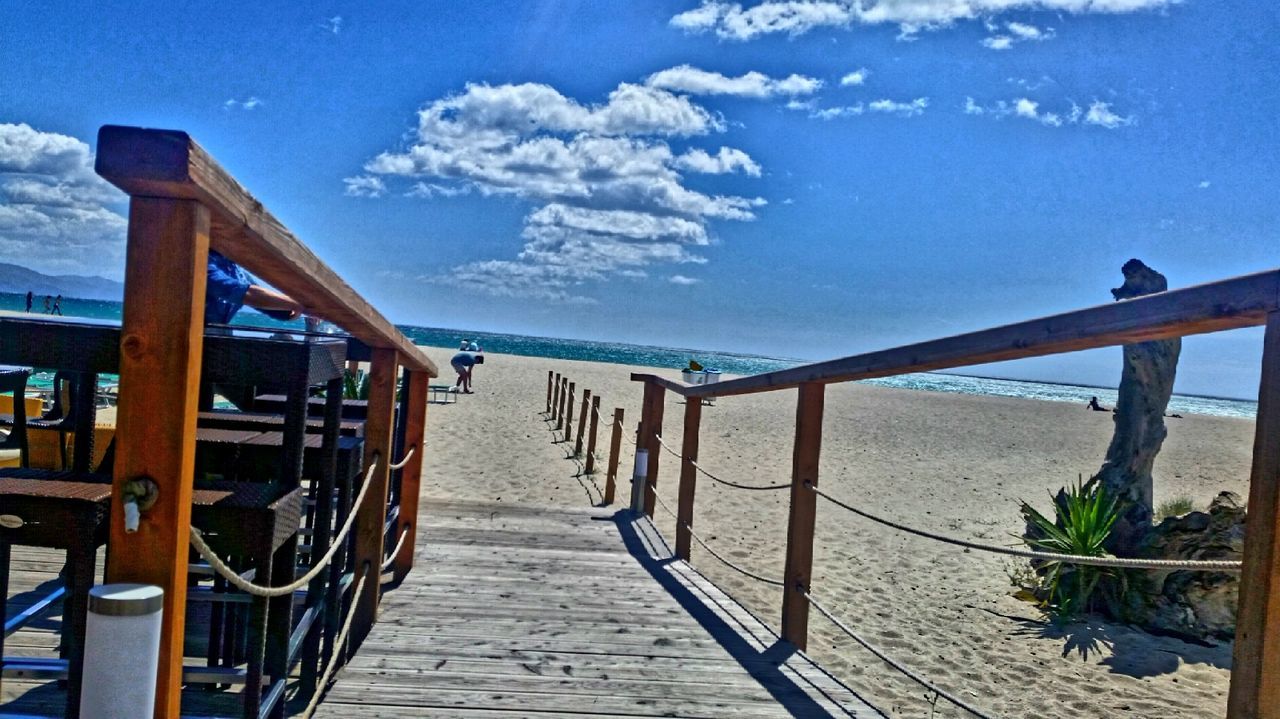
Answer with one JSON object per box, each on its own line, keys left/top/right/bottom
{"left": 24, "top": 291, "right": 33, "bottom": 312}
{"left": 51, "top": 295, "right": 62, "bottom": 316}
{"left": 450, "top": 351, "right": 483, "bottom": 393}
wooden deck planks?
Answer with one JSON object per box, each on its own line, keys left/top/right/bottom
{"left": 313, "top": 500, "right": 881, "bottom": 719}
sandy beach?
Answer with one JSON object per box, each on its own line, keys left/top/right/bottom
{"left": 419, "top": 347, "right": 1255, "bottom": 719}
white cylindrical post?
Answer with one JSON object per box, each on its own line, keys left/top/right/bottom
{"left": 630, "top": 448, "right": 649, "bottom": 513}
{"left": 81, "top": 584, "right": 164, "bottom": 719}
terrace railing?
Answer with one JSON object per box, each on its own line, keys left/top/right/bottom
{"left": 92, "top": 125, "right": 437, "bottom": 719}
{"left": 622, "top": 269, "right": 1280, "bottom": 719}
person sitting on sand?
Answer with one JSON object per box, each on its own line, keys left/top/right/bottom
{"left": 450, "top": 351, "right": 483, "bottom": 393}
{"left": 1086, "top": 396, "right": 1108, "bottom": 412}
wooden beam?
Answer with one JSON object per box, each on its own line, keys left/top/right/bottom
{"left": 584, "top": 395, "right": 602, "bottom": 476}
{"left": 574, "top": 389, "right": 591, "bottom": 458}
{"left": 105, "top": 197, "right": 210, "bottom": 719}
{"left": 350, "top": 347, "right": 398, "bottom": 651}
{"left": 1229, "top": 311, "right": 1280, "bottom": 718}
{"left": 675, "top": 398, "right": 703, "bottom": 561}
{"left": 604, "top": 408, "right": 624, "bottom": 505}
{"left": 94, "top": 125, "right": 436, "bottom": 376}
{"left": 781, "top": 382, "right": 824, "bottom": 651}
{"left": 642, "top": 382, "right": 666, "bottom": 518}
{"left": 552, "top": 373, "right": 562, "bottom": 421}
{"left": 565, "top": 382, "right": 577, "bottom": 446}
{"left": 391, "top": 369, "right": 430, "bottom": 582}
{"left": 546, "top": 371, "right": 553, "bottom": 414}
{"left": 556, "top": 379, "right": 568, "bottom": 432}
{"left": 629, "top": 269, "right": 1280, "bottom": 399}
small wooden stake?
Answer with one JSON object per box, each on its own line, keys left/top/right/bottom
{"left": 604, "top": 408, "right": 624, "bottom": 504}
{"left": 552, "top": 373, "right": 562, "bottom": 421}
{"left": 585, "top": 395, "right": 602, "bottom": 475}
{"left": 575, "top": 389, "right": 591, "bottom": 457}
{"left": 675, "top": 397, "right": 703, "bottom": 561}
{"left": 546, "top": 371, "right": 553, "bottom": 414}
{"left": 1229, "top": 310, "right": 1280, "bottom": 719}
{"left": 556, "top": 378, "right": 567, "bottom": 431}
{"left": 781, "top": 382, "right": 824, "bottom": 651}
{"left": 565, "top": 382, "right": 577, "bottom": 444}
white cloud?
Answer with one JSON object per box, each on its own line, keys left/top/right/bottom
{"left": 1197, "top": 180, "right": 1210, "bottom": 189}
{"left": 981, "top": 21, "right": 1054, "bottom": 49}
{"left": 811, "top": 104, "right": 864, "bottom": 120}
{"left": 669, "top": 274, "right": 701, "bottom": 285}
{"left": 840, "top": 68, "right": 869, "bottom": 86}
{"left": 321, "top": 16, "right": 342, "bottom": 34}
{"left": 867, "top": 97, "right": 929, "bottom": 116}
{"left": 980, "top": 35, "right": 1014, "bottom": 50}
{"left": 646, "top": 65, "right": 822, "bottom": 98}
{"left": 343, "top": 175, "right": 386, "bottom": 197}
{"left": 670, "top": 0, "right": 1170, "bottom": 40}
{"left": 358, "top": 79, "right": 765, "bottom": 301}
{"left": 0, "top": 123, "right": 127, "bottom": 276}
{"left": 224, "top": 96, "right": 262, "bottom": 111}
{"left": 965, "top": 97, "right": 1132, "bottom": 128}
{"left": 674, "top": 147, "right": 762, "bottom": 176}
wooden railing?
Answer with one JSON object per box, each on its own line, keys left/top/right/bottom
{"left": 630, "top": 268, "right": 1280, "bottom": 719}
{"left": 93, "top": 125, "right": 437, "bottom": 719}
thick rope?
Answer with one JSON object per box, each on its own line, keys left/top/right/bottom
{"left": 382, "top": 525, "right": 410, "bottom": 571}
{"left": 810, "top": 483, "right": 1243, "bottom": 572}
{"left": 653, "top": 433, "right": 791, "bottom": 492}
{"left": 649, "top": 489, "right": 785, "bottom": 587}
{"left": 804, "top": 589, "right": 995, "bottom": 719}
{"left": 189, "top": 458, "right": 380, "bottom": 598}
{"left": 301, "top": 570, "right": 369, "bottom": 719}
{"left": 388, "top": 445, "right": 416, "bottom": 470}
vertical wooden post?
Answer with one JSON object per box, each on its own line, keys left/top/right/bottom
{"left": 1229, "top": 311, "right": 1280, "bottom": 719}
{"left": 575, "top": 389, "right": 591, "bottom": 457}
{"left": 675, "top": 397, "right": 703, "bottom": 561}
{"left": 391, "top": 369, "right": 430, "bottom": 581}
{"left": 604, "top": 408, "right": 624, "bottom": 505}
{"left": 556, "top": 378, "right": 567, "bottom": 431}
{"left": 641, "top": 381, "right": 666, "bottom": 518}
{"left": 546, "top": 371, "right": 554, "bottom": 414}
{"left": 552, "top": 373, "right": 561, "bottom": 421}
{"left": 350, "top": 347, "right": 398, "bottom": 651}
{"left": 106, "top": 197, "right": 210, "bottom": 719}
{"left": 781, "top": 382, "right": 825, "bottom": 651}
{"left": 585, "top": 395, "right": 602, "bottom": 475}
{"left": 565, "top": 382, "right": 576, "bottom": 444}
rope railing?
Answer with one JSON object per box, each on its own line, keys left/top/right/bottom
{"left": 653, "top": 433, "right": 792, "bottom": 492}
{"left": 382, "top": 525, "right": 410, "bottom": 572}
{"left": 388, "top": 445, "right": 416, "bottom": 470}
{"left": 301, "top": 568, "right": 370, "bottom": 719}
{"left": 803, "top": 588, "right": 994, "bottom": 719}
{"left": 808, "top": 482, "right": 1244, "bottom": 572}
{"left": 648, "top": 485, "right": 786, "bottom": 587}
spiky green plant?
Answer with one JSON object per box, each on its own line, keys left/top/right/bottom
{"left": 343, "top": 369, "right": 370, "bottom": 400}
{"left": 1155, "top": 496, "right": 1195, "bottom": 522}
{"left": 1020, "top": 478, "right": 1123, "bottom": 618}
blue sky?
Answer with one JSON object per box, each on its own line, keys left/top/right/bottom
{"left": 2, "top": 1, "right": 1276, "bottom": 399}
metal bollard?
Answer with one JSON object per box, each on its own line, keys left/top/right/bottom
{"left": 81, "top": 584, "right": 164, "bottom": 719}
{"left": 630, "top": 449, "right": 648, "bottom": 513}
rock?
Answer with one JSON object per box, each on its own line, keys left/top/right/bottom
{"left": 1090, "top": 259, "right": 1182, "bottom": 554}
{"left": 1131, "top": 491, "right": 1246, "bottom": 640}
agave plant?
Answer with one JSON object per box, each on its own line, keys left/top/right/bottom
{"left": 343, "top": 369, "right": 370, "bottom": 400}
{"left": 1020, "top": 478, "right": 1124, "bottom": 618}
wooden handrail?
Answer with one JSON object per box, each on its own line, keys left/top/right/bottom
{"left": 95, "top": 125, "right": 437, "bottom": 376}
{"left": 636, "top": 268, "right": 1280, "bottom": 399}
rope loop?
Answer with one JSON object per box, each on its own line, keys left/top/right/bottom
{"left": 388, "top": 445, "right": 417, "bottom": 470}
{"left": 301, "top": 568, "right": 370, "bottom": 718}
{"left": 652, "top": 433, "right": 791, "bottom": 492}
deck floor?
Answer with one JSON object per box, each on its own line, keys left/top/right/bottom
{"left": 314, "top": 499, "right": 881, "bottom": 719}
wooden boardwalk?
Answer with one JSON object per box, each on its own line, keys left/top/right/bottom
{"left": 314, "top": 499, "right": 881, "bottom": 719}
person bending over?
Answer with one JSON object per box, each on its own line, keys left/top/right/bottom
{"left": 450, "top": 351, "right": 483, "bottom": 394}
{"left": 206, "top": 250, "right": 304, "bottom": 325}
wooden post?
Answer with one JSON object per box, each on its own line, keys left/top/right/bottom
{"left": 105, "top": 197, "right": 210, "bottom": 719}
{"left": 781, "top": 382, "right": 825, "bottom": 651}
{"left": 585, "top": 395, "right": 602, "bottom": 475}
{"left": 550, "top": 371, "right": 560, "bottom": 417}
{"left": 641, "top": 381, "right": 666, "bottom": 518}
{"left": 604, "top": 408, "right": 624, "bottom": 504}
{"left": 556, "top": 378, "right": 567, "bottom": 431}
{"left": 1229, "top": 311, "right": 1280, "bottom": 718}
{"left": 391, "top": 369, "right": 430, "bottom": 581}
{"left": 350, "top": 348, "right": 398, "bottom": 651}
{"left": 565, "top": 382, "right": 576, "bottom": 444}
{"left": 575, "top": 389, "right": 591, "bottom": 458}
{"left": 675, "top": 397, "right": 703, "bottom": 560}
{"left": 546, "top": 371, "right": 553, "bottom": 414}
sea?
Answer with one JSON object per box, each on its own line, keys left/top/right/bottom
{"left": 0, "top": 291, "right": 1258, "bottom": 419}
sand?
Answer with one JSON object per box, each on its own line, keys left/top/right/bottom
{"left": 418, "top": 348, "right": 1255, "bottom": 719}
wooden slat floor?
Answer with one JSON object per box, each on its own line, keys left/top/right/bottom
{"left": 314, "top": 499, "right": 882, "bottom": 719}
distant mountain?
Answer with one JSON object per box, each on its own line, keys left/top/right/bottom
{"left": 0, "top": 262, "right": 124, "bottom": 301}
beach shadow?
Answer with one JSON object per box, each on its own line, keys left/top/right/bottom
{"left": 1012, "top": 615, "right": 1232, "bottom": 678}
{"left": 611, "top": 509, "right": 883, "bottom": 719}
{"left": 4, "top": 577, "right": 66, "bottom": 632}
